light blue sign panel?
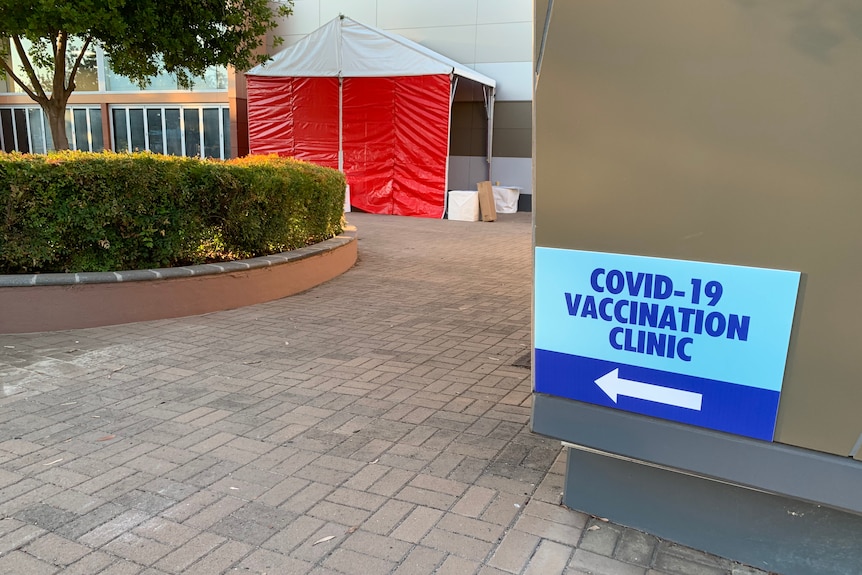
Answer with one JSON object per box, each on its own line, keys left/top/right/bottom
{"left": 534, "top": 248, "right": 801, "bottom": 441}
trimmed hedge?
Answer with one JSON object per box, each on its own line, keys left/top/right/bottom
{"left": 0, "top": 152, "right": 345, "bottom": 273}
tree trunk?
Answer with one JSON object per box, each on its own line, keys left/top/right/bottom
{"left": 42, "top": 98, "right": 70, "bottom": 151}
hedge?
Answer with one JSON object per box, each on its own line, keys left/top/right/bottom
{"left": 0, "top": 151, "right": 345, "bottom": 273}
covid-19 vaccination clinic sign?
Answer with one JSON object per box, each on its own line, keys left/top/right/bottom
{"left": 534, "top": 248, "right": 801, "bottom": 441}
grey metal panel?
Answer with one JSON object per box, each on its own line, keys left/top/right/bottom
{"left": 492, "top": 129, "right": 532, "bottom": 159}
{"left": 493, "top": 101, "right": 532, "bottom": 130}
{"left": 492, "top": 102, "right": 532, "bottom": 158}
{"left": 452, "top": 101, "right": 532, "bottom": 158}
{"left": 563, "top": 447, "right": 862, "bottom": 575}
{"left": 532, "top": 393, "right": 862, "bottom": 516}
{"left": 450, "top": 102, "right": 487, "bottom": 157}
{"left": 533, "top": 0, "right": 862, "bottom": 456}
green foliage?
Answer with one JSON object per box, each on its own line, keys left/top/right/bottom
{"left": 0, "top": 0, "right": 293, "bottom": 85}
{"left": 0, "top": 0, "right": 293, "bottom": 148}
{"left": 0, "top": 152, "right": 345, "bottom": 273}
{"left": 97, "top": 0, "right": 294, "bottom": 89}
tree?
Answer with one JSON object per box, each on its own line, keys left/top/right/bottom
{"left": 0, "top": 0, "right": 292, "bottom": 151}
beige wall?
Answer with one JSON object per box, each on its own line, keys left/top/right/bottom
{"left": 535, "top": 0, "right": 862, "bottom": 458}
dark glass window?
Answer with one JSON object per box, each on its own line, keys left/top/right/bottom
{"left": 28, "top": 109, "right": 46, "bottom": 153}
{"left": 222, "top": 108, "right": 231, "bottom": 159}
{"left": 164, "top": 109, "right": 182, "bottom": 156}
{"left": 0, "top": 109, "right": 14, "bottom": 152}
{"left": 147, "top": 109, "right": 164, "bottom": 154}
{"left": 203, "top": 108, "right": 221, "bottom": 158}
{"left": 113, "top": 108, "right": 128, "bottom": 152}
{"left": 183, "top": 108, "right": 200, "bottom": 157}
{"left": 129, "top": 109, "right": 145, "bottom": 152}
{"left": 14, "top": 109, "right": 29, "bottom": 153}
{"left": 89, "top": 109, "right": 104, "bottom": 152}
{"left": 73, "top": 109, "right": 90, "bottom": 151}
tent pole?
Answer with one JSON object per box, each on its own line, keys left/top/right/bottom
{"left": 338, "top": 14, "right": 345, "bottom": 174}
{"left": 336, "top": 16, "right": 347, "bottom": 211}
{"left": 443, "top": 74, "right": 458, "bottom": 219}
{"left": 485, "top": 85, "right": 495, "bottom": 184}
{"left": 338, "top": 76, "right": 344, "bottom": 173}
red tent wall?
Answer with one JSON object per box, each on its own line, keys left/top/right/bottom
{"left": 247, "top": 76, "right": 339, "bottom": 168}
{"left": 247, "top": 73, "right": 451, "bottom": 218}
{"left": 343, "top": 74, "right": 451, "bottom": 218}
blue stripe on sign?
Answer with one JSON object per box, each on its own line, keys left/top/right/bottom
{"left": 535, "top": 348, "right": 781, "bottom": 441}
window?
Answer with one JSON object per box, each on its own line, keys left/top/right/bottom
{"left": 1, "top": 37, "right": 97, "bottom": 94}
{"left": 146, "top": 109, "right": 163, "bottom": 153}
{"left": 0, "top": 109, "right": 14, "bottom": 152}
{"left": 89, "top": 109, "right": 104, "bottom": 151}
{"left": 30, "top": 109, "right": 47, "bottom": 153}
{"left": 104, "top": 59, "right": 228, "bottom": 92}
{"left": 3, "top": 39, "right": 227, "bottom": 94}
{"left": 183, "top": 109, "right": 201, "bottom": 157}
{"left": 129, "top": 109, "right": 146, "bottom": 152}
{"left": 104, "top": 65, "right": 178, "bottom": 93}
{"left": 164, "top": 109, "right": 182, "bottom": 156}
{"left": 110, "top": 105, "right": 231, "bottom": 159}
{"left": 13, "top": 109, "right": 28, "bottom": 153}
{"left": 112, "top": 108, "right": 129, "bottom": 152}
{"left": 0, "top": 106, "right": 102, "bottom": 153}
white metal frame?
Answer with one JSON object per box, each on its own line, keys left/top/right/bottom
{"left": 0, "top": 105, "right": 99, "bottom": 153}
{"left": 108, "top": 104, "right": 229, "bottom": 159}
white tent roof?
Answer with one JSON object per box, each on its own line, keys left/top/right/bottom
{"left": 246, "top": 15, "right": 496, "bottom": 88}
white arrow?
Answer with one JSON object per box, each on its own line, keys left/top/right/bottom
{"left": 594, "top": 369, "right": 703, "bottom": 411}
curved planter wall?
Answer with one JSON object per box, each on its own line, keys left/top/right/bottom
{"left": 0, "top": 231, "right": 357, "bottom": 334}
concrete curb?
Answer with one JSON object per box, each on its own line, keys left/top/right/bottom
{"left": 0, "top": 232, "right": 355, "bottom": 287}
{"left": 0, "top": 229, "right": 358, "bottom": 334}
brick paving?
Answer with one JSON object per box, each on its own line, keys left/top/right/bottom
{"left": 0, "top": 212, "right": 773, "bottom": 574}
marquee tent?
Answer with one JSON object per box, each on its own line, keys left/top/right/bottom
{"left": 245, "top": 15, "right": 496, "bottom": 218}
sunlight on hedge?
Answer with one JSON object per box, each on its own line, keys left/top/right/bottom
{"left": 0, "top": 151, "right": 345, "bottom": 273}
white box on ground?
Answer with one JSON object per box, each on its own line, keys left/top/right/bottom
{"left": 344, "top": 184, "right": 351, "bottom": 212}
{"left": 492, "top": 186, "right": 521, "bottom": 213}
{"left": 448, "top": 190, "right": 480, "bottom": 221}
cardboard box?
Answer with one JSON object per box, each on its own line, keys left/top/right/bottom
{"left": 477, "top": 181, "right": 497, "bottom": 222}
{"left": 447, "top": 190, "right": 479, "bottom": 221}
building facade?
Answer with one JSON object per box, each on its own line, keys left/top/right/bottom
{"left": 1, "top": 0, "right": 532, "bottom": 197}
{"left": 0, "top": 37, "right": 232, "bottom": 159}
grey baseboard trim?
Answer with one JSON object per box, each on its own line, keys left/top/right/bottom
{"left": 563, "top": 446, "right": 862, "bottom": 575}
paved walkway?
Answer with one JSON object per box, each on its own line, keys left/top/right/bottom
{"left": 0, "top": 213, "right": 771, "bottom": 575}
